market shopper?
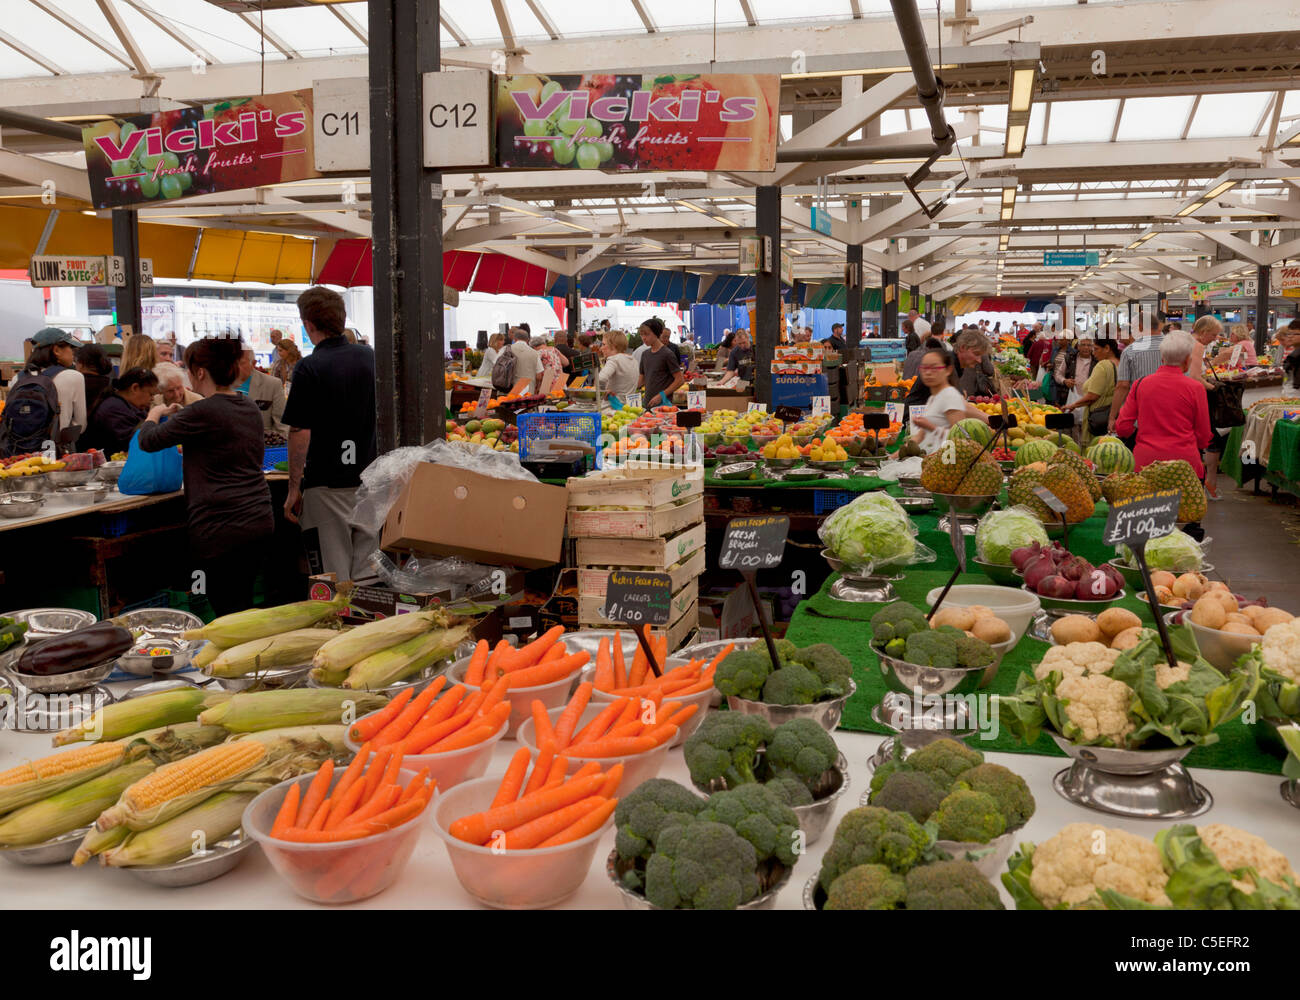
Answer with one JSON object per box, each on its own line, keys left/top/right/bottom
{"left": 724, "top": 329, "right": 754, "bottom": 373}
{"left": 236, "top": 349, "right": 287, "bottom": 434}
{"left": 502, "top": 327, "right": 542, "bottom": 394}
{"left": 596, "top": 330, "right": 640, "bottom": 398}
{"left": 553, "top": 329, "right": 578, "bottom": 367}
{"left": 75, "top": 343, "right": 113, "bottom": 421}
{"left": 1061, "top": 338, "right": 1119, "bottom": 445}
{"left": 1026, "top": 327, "right": 1053, "bottom": 380}
{"left": 1114, "top": 332, "right": 1211, "bottom": 477}
{"left": 121, "top": 333, "right": 157, "bottom": 374}
{"left": 637, "top": 318, "right": 687, "bottom": 407}
{"left": 1187, "top": 315, "right": 1223, "bottom": 382}
{"left": 910, "top": 348, "right": 989, "bottom": 453}
{"left": 1283, "top": 321, "right": 1300, "bottom": 391}
{"left": 153, "top": 362, "right": 203, "bottom": 408}
{"left": 1217, "top": 324, "right": 1258, "bottom": 368}
{"left": 270, "top": 338, "right": 301, "bottom": 384}
{"left": 138, "top": 337, "right": 274, "bottom": 616}
{"left": 714, "top": 330, "right": 734, "bottom": 370}
{"left": 282, "top": 286, "right": 379, "bottom": 582}
{"left": 534, "top": 336, "right": 569, "bottom": 391}
{"left": 478, "top": 333, "right": 505, "bottom": 378}
{"left": 1108, "top": 313, "right": 1165, "bottom": 437}
{"left": 26, "top": 327, "right": 87, "bottom": 449}
{"left": 902, "top": 319, "right": 933, "bottom": 379}
{"left": 155, "top": 337, "right": 176, "bottom": 364}
{"left": 1054, "top": 335, "right": 1093, "bottom": 409}
{"left": 953, "top": 329, "right": 997, "bottom": 397}
{"left": 80, "top": 366, "right": 157, "bottom": 456}
{"left": 826, "top": 323, "right": 847, "bottom": 352}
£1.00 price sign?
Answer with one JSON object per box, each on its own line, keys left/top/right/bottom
{"left": 603, "top": 570, "right": 672, "bottom": 626}
{"left": 718, "top": 514, "right": 790, "bottom": 571}
{"left": 1103, "top": 490, "right": 1181, "bottom": 549}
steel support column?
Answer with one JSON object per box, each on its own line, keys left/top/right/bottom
{"left": 111, "top": 209, "right": 141, "bottom": 334}
{"left": 754, "top": 185, "right": 781, "bottom": 405}
{"left": 846, "top": 244, "right": 863, "bottom": 356}
{"left": 1255, "top": 264, "right": 1270, "bottom": 351}
{"left": 909, "top": 283, "right": 920, "bottom": 320}
{"left": 369, "top": 0, "right": 444, "bottom": 450}
{"left": 881, "top": 269, "right": 899, "bottom": 339}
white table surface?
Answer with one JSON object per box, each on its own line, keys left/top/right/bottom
{"left": 1, "top": 678, "right": 1296, "bottom": 910}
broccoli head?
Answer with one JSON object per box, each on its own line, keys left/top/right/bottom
{"left": 903, "top": 859, "right": 1005, "bottom": 910}
{"left": 869, "top": 770, "right": 946, "bottom": 824}
{"left": 762, "top": 663, "right": 827, "bottom": 706}
{"left": 819, "top": 806, "right": 932, "bottom": 892}
{"left": 933, "top": 788, "right": 1006, "bottom": 843}
{"left": 613, "top": 779, "right": 708, "bottom": 860}
{"left": 682, "top": 712, "right": 775, "bottom": 789}
{"left": 885, "top": 637, "right": 906, "bottom": 659}
{"left": 644, "top": 821, "right": 760, "bottom": 910}
{"left": 770, "top": 638, "right": 799, "bottom": 664}
{"left": 714, "top": 649, "right": 773, "bottom": 700}
{"left": 904, "top": 738, "right": 985, "bottom": 792}
{"left": 766, "top": 717, "right": 839, "bottom": 790}
{"left": 699, "top": 783, "right": 802, "bottom": 866}
{"left": 870, "top": 602, "right": 928, "bottom": 644}
{"left": 765, "top": 775, "right": 814, "bottom": 807}
{"left": 793, "top": 643, "right": 854, "bottom": 696}
{"left": 868, "top": 758, "right": 904, "bottom": 797}
{"left": 902, "top": 630, "right": 958, "bottom": 668}
{"left": 825, "top": 863, "right": 907, "bottom": 911}
{"left": 955, "top": 634, "right": 996, "bottom": 670}
{"left": 954, "top": 762, "right": 1036, "bottom": 830}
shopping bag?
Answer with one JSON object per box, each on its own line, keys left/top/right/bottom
{"left": 117, "top": 427, "right": 183, "bottom": 495}
{"left": 1065, "top": 386, "right": 1083, "bottom": 424}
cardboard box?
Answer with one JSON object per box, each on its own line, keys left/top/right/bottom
{"left": 380, "top": 463, "right": 568, "bottom": 569}
{"left": 308, "top": 569, "right": 525, "bottom": 624}
{"left": 574, "top": 521, "right": 705, "bottom": 569}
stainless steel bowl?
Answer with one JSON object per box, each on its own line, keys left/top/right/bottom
{"left": 727, "top": 680, "right": 856, "bottom": 733}
{"left": 802, "top": 875, "right": 824, "bottom": 910}
{"left": 114, "top": 608, "right": 206, "bottom": 676}
{"left": 931, "top": 492, "right": 999, "bottom": 516}
{"left": 125, "top": 828, "right": 253, "bottom": 887}
{"left": 3, "top": 475, "right": 51, "bottom": 493}
{"left": 668, "top": 637, "right": 754, "bottom": 708}
{"left": 0, "top": 494, "right": 45, "bottom": 518}
{"left": 875, "top": 647, "right": 998, "bottom": 697}
{"left": 208, "top": 663, "right": 313, "bottom": 691}
{"left": 935, "top": 825, "right": 1022, "bottom": 881}
{"left": 894, "top": 494, "right": 934, "bottom": 513}
{"left": 0, "top": 825, "right": 92, "bottom": 866}
{"left": 45, "top": 468, "right": 97, "bottom": 487}
{"left": 606, "top": 850, "right": 791, "bottom": 910}
{"left": 1282, "top": 780, "right": 1300, "bottom": 810}
{"left": 9, "top": 658, "right": 118, "bottom": 693}
{"left": 95, "top": 461, "right": 126, "bottom": 485}
{"left": 1174, "top": 613, "right": 1264, "bottom": 674}
{"left": 973, "top": 559, "right": 1021, "bottom": 587}
{"left": 1049, "top": 734, "right": 1211, "bottom": 819}
{"left": 763, "top": 457, "right": 802, "bottom": 470}
{"left": 1, "top": 607, "right": 97, "bottom": 639}
{"left": 54, "top": 484, "right": 112, "bottom": 506}
{"left": 693, "top": 753, "right": 850, "bottom": 848}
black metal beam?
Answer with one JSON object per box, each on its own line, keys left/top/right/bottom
{"left": 881, "top": 268, "right": 899, "bottom": 338}
{"left": 754, "top": 185, "right": 781, "bottom": 406}
{"left": 846, "top": 243, "right": 863, "bottom": 357}
{"left": 369, "top": 0, "right": 444, "bottom": 450}
{"left": 1255, "top": 264, "right": 1270, "bottom": 352}
{"left": 111, "top": 209, "right": 141, "bottom": 336}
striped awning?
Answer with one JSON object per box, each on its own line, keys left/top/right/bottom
{"left": 549, "top": 265, "right": 700, "bottom": 303}
{"left": 314, "top": 239, "right": 551, "bottom": 295}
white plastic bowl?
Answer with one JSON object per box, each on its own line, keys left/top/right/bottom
{"left": 925, "top": 584, "right": 1041, "bottom": 644}
{"left": 433, "top": 776, "right": 613, "bottom": 909}
{"left": 345, "top": 712, "right": 509, "bottom": 791}
{"left": 586, "top": 680, "right": 713, "bottom": 748}
{"left": 517, "top": 704, "right": 671, "bottom": 794}
{"left": 446, "top": 654, "right": 586, "bottom": 739}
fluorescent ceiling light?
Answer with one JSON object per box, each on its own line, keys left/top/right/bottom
{"left": 1205, "top": 180, "right": 1236, "bottom": 199}
{"left": 782, "top": 64, "right": 956, "bottom": 81}
{"left": 1001, "top": 188, "right": 1016, "bottom": 207}
{"left": 1005, "top": 123, "right": 1027, "bottom": 157}
{"left": 1000, "top": 206, "right": 1014, "bottom": 221}
{"left": 1009, "top": 68, "right": 1035, "bottom": 114}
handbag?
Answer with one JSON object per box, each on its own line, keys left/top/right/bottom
{"left": 117, "top": 427, "right": 183, "bottom": 495}
{"left": 1087, "top": 406, "right": 1110, "bottom": 437}
{"left": 1205, "top": 362, "right": 1246, "bottom": 427}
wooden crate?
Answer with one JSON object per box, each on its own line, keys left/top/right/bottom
{"left": 566, "top": 467, "right": 703, "bottom": 509}
{"left": 578, "top": 578, "right": 698, "bottom": 628}
{"left": 577, "top": 548, "right": 705, "bottom": 601}
{"left": 574, "top": 521, "right": 705, "bottom": 569}
{"left": 567, "top": 495, "right": 703, "bottom": 540}
{"left": 577, "top": 595, "right": 700, "bottom": 653}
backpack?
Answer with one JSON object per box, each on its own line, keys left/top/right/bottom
{"left": 0, "top": 371, "right": 60, "bottom": 458}
{"left": 491, "top": 345, "right": 517, "bottom": 392}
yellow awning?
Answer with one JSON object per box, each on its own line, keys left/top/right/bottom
{"left": 190, "top": 228, "right": 316, "bottom": 284}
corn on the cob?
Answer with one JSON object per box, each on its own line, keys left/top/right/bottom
{"left": 71, "top": 823, "right": 128, "bottom": 867}
{"left": 205, "top": 628, "right": 339, "bottom": 678}
{"left": 312, "top": 610, "right": 444, "bottom": 674}
{"left": 183, "top": 589, "right": 352, "bottom": 645}
{"left": 52, "top": 687, "right": 229, "bottom": 746}
{"left": 0, "top": 760, "right": 155, "bottom": 847}
{"left": 101, "top": 790, "right": 256, "bottom": 868}
{"left": 234, "top": 724, "right": 349, "bottom": 756}
{"left": 308, "top": 664, "right": 350, "bottom": 687}
{"left": 199, "top": 689, "right": 386, "bottom": 732}
{"left": 0, "top": 742, "right": 127, "bottom": 815}
{"left": 124, "top": 722, "right": 230, "bottom": 757}
{"left": 96, "top": 739, "right": 266, "bottom": 832}
{"left": 343, "top": 623, "right": 474, "bottom": 690}
{"left": 190, "top": 641, "right": 222, "bottom": 671}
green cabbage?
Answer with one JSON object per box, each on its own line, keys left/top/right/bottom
{"left": 975, "top": 507, "right": 1049, "bottom": 566}
{"left": 819, "top": 492, "right": 917, "bottom": 570}
{"left": 1117, "top": 530, "right": 1204, "bottom": 573}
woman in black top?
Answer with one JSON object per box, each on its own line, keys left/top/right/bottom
{"left": 138, "top": 338, "right": 273, "bottom": 616}
{"left": 81, "top": 367, "right": 157, "bottom": 456}
{"left": 75, "top": 344, "right": 113, "bottom": 424}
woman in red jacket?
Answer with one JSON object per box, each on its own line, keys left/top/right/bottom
{"left": 1114, "top": 331, "right": 1212, "bottom": 475}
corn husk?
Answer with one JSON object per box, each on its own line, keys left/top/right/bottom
{"left": 0, "top": 760, "right": 155, "bottom": 847}
{"left": 124, "top": 722, "right": 230, "bottom": 758}
{"left": 343, "top": 624, "right": 473, "bottom": 690}
{"left": 308, "top": 664, "right": 350, "bottom": 687}
{"left": 101, "top": 791, "right": 255, "bottom": 868}
{"left": 205, "top": 628, "right": 339, "bottom": 678}
{"left": 312, "top": 610, "right": 444, "bottom": 674}
{"left": 52, "top": 688, "right": 230, "bottom": 746}
{"left": 71, "top": 823, "right": 129, "bottom": 866}
{"left": 190, "top": 641, "right": 222, "bottom": 672}
{"left": 0, "top": 742, "right": 128, "bottom": 815}
{"left": 234, "top": 724, "right": 349, "bottom": 756}
{"left": 200, "top": 689, "right": 386, "bottom": 733}
{"left": 183, "top": 589, "right": 352, "bottom": 645}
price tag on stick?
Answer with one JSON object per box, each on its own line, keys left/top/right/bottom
{"left": 1103, "top": 491, "right": 1184, "bottom": 669}
{"left": 604, "top": 570, "right": 672, "bottom": 677}
{"left": 719, "top": 514, "right": 790, "bottom": 571}
{"left": 1033, "top": 486, "right": 1071, "bottom": 549}
{"left": 473, "top": 387, "right": 491, "bottom": 419}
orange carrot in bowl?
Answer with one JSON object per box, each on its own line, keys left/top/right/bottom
{"left": 544, "top": 755, "right": 569, "bottom": 788}
{"left": 564, "top": 735, "right": 656, "bottom": 757}
{"left": 475, "top": 674, "right": 510, "bottom": 719}
{"left": 271, "top": 783, "right": 300, "bottom": 839}
{"left": 306, "top": 799, "right": 333, "bottom": 832}
{"left": 612, "top": 637, "right": 627, "bottom": 689}
{"left": 571, "top": 696, "right": 629, "bottom": 745}
{"left": 333, "top": 740, "right": 372, "bottom": 801}
{"left": 662, "top": 703, "right": 700, "bottom": 729}
{"left": 464, "top": 640, "right": 491, "bottom": 686}
{"left": 594, "top": 637, "right": 614, "bottom": 691}
{"left": 537, "top": 797, "right": 618, "bottom": 848}
{"left": 483, "top": 639, "right": 512, "bottom": 682}
{"left": 295, "top": 760, "right": 334, "bottom": 828}
{"left": 350, "top": 688, "right": 411, "bottom": 742}
{"left": 449, "top": 772, "right": 608, "bottom": 844}
{"left": 492, "top": 748, "right": 531, "bottom": 808}
{"left": 503, "top": 652, "right": 589, "bottom": 689}
{"left": 530, "top": 699, "right": 556, "bottom": 748}
{"left": 362, "top": 748, "right": 393, "bottom": 801}
{"left": 523, "top": 740, "right": 556, "bottom": 797}
{"left": 553, "top": 681, "right": 593, "bottom": 749}
{"left": 540, "top": 643, "right": 567, "bottom": 663}
{"left": 501, "top": 796, "right": 606, "bottom": 850}
{"left": 597, "top": 763, "right": 623, "bottom": 797}
{"left": 398, "top": 767, "right": 431, "bottom": 804}
{"left": 373, "top": 682, "right": 443, "bottom": 746}
{"left": 323, "top": 779, "right": 366, "bottom": 830}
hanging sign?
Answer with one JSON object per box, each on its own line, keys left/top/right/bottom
{"left": 423, "top": 70, "right": 494, "bottom": 169}
{"left": 29, "top": 256, "right": 105, "bottom": 287}
{"left": 603, "top": 570, "right": 672, "bottom": 626}
{"left": 313, "top": 77, "right": 370, "bottom": 172}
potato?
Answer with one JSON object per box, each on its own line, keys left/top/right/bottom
{"left": 1224, "top": 613, "right": 1253, "bottom": 627}
{"left": 1240, "top": 605, "right": 1263, "bottom": 623}
{"left": 1211, "top": 591, "right": 1239, "bottom": 616}
{"left": 971, "top": 616, "right": 1012, "bottom": 645}
{"left": 1110, "top": 627, "right": 1145, "bottom": 650}
{"left": 1096, "top": 607, "right": 1141, "bottom": 639}
{"left": 1151, "top": 570, "right": 1177, "bottom": 590}
{"left": 965, "top": 605, "right": 996, "bottom": 622}
{"left": 1154, "top": 585, "right": 1177, "bottom": 604}
{"left": 931, "top": 607, "right": 976, "bottom": 631}
{"left": 1221, "top": 622, "right": 1261, "bottom": 636}
{"left": 1051, "top": 614, "right": 1103, "bottom": 645}
{"left": 1173, "top": 573, "right": 1208, "bottom": 600}
{"left": 1206, "top": 581, "right": 1230, "bottom": 593}
{"left": 1253, "top": 607, "right": 1295, "bottom": 632}
{"left": 1189, "top": 596, "right": 1228, "bottom": 630}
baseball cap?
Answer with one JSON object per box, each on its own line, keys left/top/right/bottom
{"left": 32, "top": 327, "right": 80, "bottom": 348}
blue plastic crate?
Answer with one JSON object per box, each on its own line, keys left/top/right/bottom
{"left": 98, "top": 513, "right": 131, "bottom": 538}
{"left": 262, "top": 446, "right": 288, "bottom": 471}
{"left": 813, "top": 489, "right": 858, "bottom": 514}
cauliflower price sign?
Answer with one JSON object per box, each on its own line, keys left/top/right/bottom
{"left": 719, "top": 514, "right": 790, "bottom": 570}
{"left": 1103, "top": 490, "right": 1180, "bottom": 549}
{"left": 603, "top": 570, "right": 672, "bottom": 626}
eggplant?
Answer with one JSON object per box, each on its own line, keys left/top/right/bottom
{"left": 15, "top": 622, "right": 133, "bottom": 676}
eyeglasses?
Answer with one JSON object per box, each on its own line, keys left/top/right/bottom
{"left": 919, "top": 364, "right": 948, "bottom": 371}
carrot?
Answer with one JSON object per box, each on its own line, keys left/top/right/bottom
{"left": 295, "top": 760, "right": 334, "bottom": 828}
{"left": 540, "top": 643, "right": 566, "bottom": 663}
{"left": 425, "top": 705, "right": 509, "bottom": 752}
{"left": 570, "top": 696, "right": 630, "bottom": 746}
{"left": 553, "top": 681, "right": 593, "bottom": 749}
{"left": 350, "top": 687, "right": 412, "bottom": 742}
{"left": 323, "top": 779, "right": 367, "bottom": 829}
{"left": 305, "top": 798, "right": 333, "bottom": 832}
{"left": 607, "top": 676, "right": 697, "bottom": 699}
{"left": 505, "top": 625, "right": 565, "bottom": 673}
{"left": 362, "top": 748, "right": 393, "bottom": 802}
{"left": 475, "top": 674, "right": 510, "bottom": 719}
{"left": 483, "top": 639, "right": 513, "bottom": 682}
{"left": 593, "top": 637, "right": 614, "bottom": 692}
{"left": 530, "top": 699, "right": 556, "bottom": 748}
{"left": 350, "top": 783, "right": 401, "bottom": 826}
{"left": 450, "top": 773, "right": 609, "bottom": 845}
{"left": 271, "top": 783, "right": 301, "bottom": 839}
{"left": 537, "top": 797, "right": 618, "bottom": 847}
{"left": 398, "top": 767, "right": 431, "bottom": 804}
{"left": 501, "top": 796, "right": 606, "bottom": 850}
{"left": 566, "top": 761, "right": 602, "bottom": 783}
{"left": 706, "top": 643, "right": 735, "bottom": 672}
{"left": 612, "top": 635, "right": 628, "bottom": 689}
{"left": 503, "top": 652, "right": 589, "bottom": 689}
{"left": 661, "top": 703, "right": 700, "bottom": 730}
{"left": 654, "top": 634, "right": 667, "bottom": 675}
{"left": 613, "top": 697, "right": 640, "bottom": 730}
{"left": 629, "top": 641, "right": 648, "bottom": 688}
{"left": 544, "top": 755, "right": 569, "bottom": 788}
{"left": 400, "top": 708, "right": 475, "bottom": 755}
{"left": 463, "top": 639, "right": 491, "bottom": 686}
{"left": 523, "top": 741, "right": 555, "bottom": 797}
{"left": 673, "top": 677, "right": 717, "bottom": 696}
{"left": 357, "top": 795, "right": 428, "bottom": 833}
{"left": 492, "top": 748, "right": 532, "bottom": 807}
{"left": 380, "top": 748, "right": 404, "bottom": 789}
{"left": 597, "top": 763, "right": 623, "bottom": 797}
{"left": 332, "top": 740, "right": 372, "bottom": 803}
{"left": 643, "top": 722, "right": 679, "bottom": 747}
{"left": 658, "top": 700, "right": 683, "bottom": 720}
{"left": 280, "top": 825, "right": 390, "bottom": 844}
{"left": 565, "top": 734, "right": 656, "bottom": 757}
{"left": 374, "top": 681, "right": 443, "bottom": 746}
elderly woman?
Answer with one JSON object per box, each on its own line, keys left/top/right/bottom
{"left": 953, "top": 329, "right": 997, "bottom": 397}
{"left": 1215, "top": 323, "right": 1258, "bottom": 369}
{"left": 1114, "top": 331, "right": 1211, "bottom": 476}
{"left": 534, "top": 336, "right": 569, "bottom": 391}
{"left": 1186, "top": 315, "right": 1223, "bottom": 382}
{"left": 1062, "top": 339, "right": 1119, "bottom": 444}
{"left": 152, "top": 362, "right": 203, "bottom": 408}
{"left": 596, "top": 330, "right": 640, "bottom": 397}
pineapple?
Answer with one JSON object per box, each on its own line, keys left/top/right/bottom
{"left": 1102, "top": 471, "right": 1147, "bottom": 505}
{"left": 1140, "top": 460, "right": 1206, "bottom": 522}
{"left": 1049, "top": 448, "right": 1101, "bottom": 502}
{"left": 1042, "top": 464, "right": 1096, "bottom": 523}
{"left": 1008, "top": 467, "right": 1051, "bottom": 519}
{"left": 921, "top": 438, "right": 1002, "bottom": 495}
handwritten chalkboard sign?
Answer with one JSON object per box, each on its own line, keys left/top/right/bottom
{"left": 1033, "top": 486, "right": 1068, "bottom": 515}
{"left": 1044, "top": 412, "right": 1074, "bottom": 433}
{"left": 719, "top": 514, "right": 790, "bottom": 570}
{"left": 603, "top": 570, "right": 672, "bottom": 626}
{"left": 1104, "top": 490, "right": 1181, "bottom": 549}
{"left": 861, "top": 411, "right": 891, "bottom": 431}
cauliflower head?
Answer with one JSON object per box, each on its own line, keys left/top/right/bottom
{"left": 1034, "top": 642, "right": 1119, "bottom": 681}
{"left": 1155, "top": 660, "right": 1194, "bottom": 690}
{"left": 1260, "top": 619, "right": 1300, "bottom": 684}
{"left": 1056, "top": 672, "right": 1136, "bottom": 745}
{"left": 1198, "top": 824, "right": 1298, "bottom": 889}
{"left": 1029, "top": 823, "right": 1170, "bottom": 909}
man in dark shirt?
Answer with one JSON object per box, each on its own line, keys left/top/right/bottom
{"left": 826, "top": 323, "right": 847, "bottom": 353}
{"left": 553, "top": 330, "right": 577, "bottom": 368}
{"left": 282, "top": 286, "right": 379, "bottom": 580}
{"left": 638, "top": 322, "right": 687, "bottom": 407}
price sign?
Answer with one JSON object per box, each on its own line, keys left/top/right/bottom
{"left": 687, "top": 390, "right": 706, "bottom": 410}
{"left": 422, "top": 70, "right": 493, "bottom": 169}
{"left": 773, "top": 404, "right": 802, "bottom": 423}
{"left": 603, "top": 570, "right": 672, "bottom": 626}
{"left": 621, "top": 393, "right": 641, "bottom": 409}
{"left": 885, "top": 402, "right": 903, "bottom": 424}
{"left": 313, "top": 77, "right": 370, "bottom": 172}
{"left": 861, "top": 411, "right": 891, "bottom": 432}
{"left": 909, "top": 405, "right": 926, "bottom": 424}
{"left": 747, "top": 402, "right": 768, "bottom": 414}
{"left": 948, "top": 508, "right": 967, "bottom": 572}
{"left": 1032, "top": 486, "right": 1068, "bottom": 516}
{"left": 1044, "top": 412, "right": 1074, "bottom": 433}
{"left": 1229, "top": 343, "right": 1244, "bottom": 368}
{"left": 811, "top": 395, "right": 831, "bottom": 416}
{"left": 719, "top": 514, "right": 790, "bottom": 570}
{"left": 473, "top": 387, "right": 491, "bottom": 419}
{"left": 1103, "top": 490, "right": 1181, "bottom": 549}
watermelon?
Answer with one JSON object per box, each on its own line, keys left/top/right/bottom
{"left": 1052, "top": 435, "right": 1081, "bottom": 455}
{"left": 947, "top": 418, "right": 995, "bottom": 449}
{"left": 1015, "top": 439, "right": 1058, "bottom": 467}
{"left": 1086, "top": 439, "right": 1135, "bottom": 475}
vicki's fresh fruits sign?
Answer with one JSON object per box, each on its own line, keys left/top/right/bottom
{"left": 495, "top": 73, "right": 778, "bottom": 171}
{"left": 82, "top": 90, "right": 318, "bottom": 210}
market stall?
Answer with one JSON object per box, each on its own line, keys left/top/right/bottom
{"left": 1221, "top": 398, "right": 1300, "bottom": 497}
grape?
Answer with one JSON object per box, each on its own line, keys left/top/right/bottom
{"left": 595, "top": 141, "right": 614, "bottom": 163}
{"left": 139, "top": 175, "right": 160, "bottom": 198}
{"left": 553, "top": 137, "right": 576, "bottom": 165}
{"left": 179, "top": 172, "right": 193, "bottom": 190}
{"left": 161, "top": 152, "right": 180, "bottom": 170}
{"left": 558, "top": 116, "right": 585, "bottom": 136}
{"left": 575, "top": 142, "right": 601, "bottom": 169}
{"left": 141, "top": 153, "right": 162, "bottom": 172}
{"left": 119, "top": 122, "right": 137, "bottom": 144}
{"left": 540, "top": 80, "right": 562, "bottom": 101}
{"left": 523, "top": 118, "right": 549, "bottom": 138}
{"left": 159, "top": 174, "right": 182, "bottom": 200}
{"left": 579, "top": 118, "right": 602, "bottom": 139}
{"left": 110, "top": 159, "right": 134, "bottom": 177}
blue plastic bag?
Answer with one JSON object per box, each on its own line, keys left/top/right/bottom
{"left": 117, "top": 427, "right": 183, "bottom": 495}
